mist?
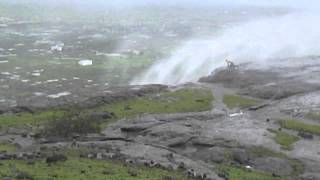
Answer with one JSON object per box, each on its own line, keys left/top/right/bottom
{"left": 130, "top": 1, "right": 320, "bottom": 85}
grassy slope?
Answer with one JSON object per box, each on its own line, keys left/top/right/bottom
{"left": 223, "top": 94, "right": 258, "bottom": 109}
{"left": 218, "top": 165, "right": 277, "bottom": 180}
{"left": 0, "top": 88, "right": 213, "bottom": 130}
{"left": 102, "top": 88, "right": 214, "bottom": 120}
{"left": 279, "top": 119, "right": 320, "bottom": 135}
{"left": 0, "top": 111, "right": 65, "bottom": 130}
{"left": 268, "top": 129, "right": 300, "bottom": 150}
{"left": 0, "top": 158, "right": 190, "bottom": 180}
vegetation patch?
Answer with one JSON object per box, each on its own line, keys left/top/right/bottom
{"left": 42, "top": 113, "right": 102, "bottom": 138}
{"left": 0, "top": 111, "right": 65, "bottom": 130}
{"left": 0, "top": 141, "right": 17, "bottom": 153}
{"left": 101, "top": 88, "right": 214, "bottom": 120}
{"left": 279, "top": 119, "right": 320, "bottom": 135}
{"left": 0, "top": 88, "right": 213, "bottom": 135}
{"left": 223, "top": 94, "right": 258, "bottom": 109}
{"left": 249, "top": 146, "right": 286, "bottom": 158}
{"left": 0, "top": 158, "right": 191, "bottom": 180}
{"left": 217, "top": 165, "right": 277, "bottom": 180}
{"left": 269, "top": 129, "right": 300, "bottom": 150}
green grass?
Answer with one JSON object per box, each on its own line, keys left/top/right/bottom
{"left": 249, "top": 146, "right": 286, "bottom": 158}
{"left": 279, "top": 119, "right": 320, "bottom": 135}
{"left": 223, "top": 94, "right": 258, "bottom": 109}
{"left": 102, "top": 88, "right": 214, "bottom": 120}
{"left": 269, "top": 130, "right": 300, "bottom": 150}
{"left": 217, "top": 165, "right": 277, "bottom": 180}
{"left": 0, "top": 141, "right": 17, "bottom": 153}
{"left": 0, "top": 111, "right": 65, "bottom": 130}
{"left": 0, "top": 88, "right": 213, "bottom": 132}
{"left": 0, "top": 158, "right": 191, "bottom": 180}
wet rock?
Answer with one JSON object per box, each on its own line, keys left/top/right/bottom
{"left": 232, "top": 149, "right": 250, "bottom": 164}
{"left": 298, "top": 131, "right": 314, "bottom": 139}
{"left": 91, "top": 112, "right": 113, "bottom": 120}
{"left": 46, "top": 154, "right": 67, "bottom": 164}
{"left": 209, "top": 147, "right": 227, "bottom": 163}
{"left": 252, "top": 157, "right": 293, "bottom": 176}
{"left": 300, "top": 174, "right": 320, "bottom": 180}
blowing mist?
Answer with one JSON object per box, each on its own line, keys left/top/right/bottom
{"left": 131, "top": 2, "right": 320, "bottom": 85}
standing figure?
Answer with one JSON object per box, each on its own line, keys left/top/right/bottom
{"left": 225, "top": 59, "right": 236, "bottom": 70}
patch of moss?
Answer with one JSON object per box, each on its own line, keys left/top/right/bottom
{"left": 217, "top": 165, "right": 277, "bottom": 180}
{"left": 269, "top": 130, "right": 300, "bottom": 150}
{"left": 249, "top": 147, "right": 286, "bottom": 158}
{"left": 0, "top": 158, "right": 191, "bottom": 180}
{"left": 290, "top": 159, "right": 305, "bottom": 177}
{"left": 279, "top": 119, "right": 320, "bottom": 135}
{"left": 102, "top": 88, "right": 214, "bottom": 120}
{"left": 0, "top": 111, "right": 65, "bottom": 130}
{"left": 223, "top": 94, "right": 258, "bottom": 109}
{"left": 0, "top": 141, "right": 17, "bottom": 153}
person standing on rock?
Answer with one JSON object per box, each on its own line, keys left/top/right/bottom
{"left": 225, "top": 59, "right": 237, "bottom": 71}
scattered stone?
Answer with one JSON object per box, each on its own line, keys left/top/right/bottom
{"left": 298, "top": 131, "right": 314, "bottom": 139}
{"left": 127, "top": 169, "right": 138, "bottom": 177}
{"left": 46, "top": 154, "right": 68, "bottom": 164}
{"left": 232, "top": 149, "right": 250, "bottom": 164}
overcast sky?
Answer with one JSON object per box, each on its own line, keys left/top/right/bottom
{"left": 1, "top": 0, "right": 319, "bottom": 10}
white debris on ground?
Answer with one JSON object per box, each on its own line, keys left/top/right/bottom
{"left": 229, "top": 111, "right": 244, "bottom": 117}
{"left": 47, "top": 91, "right": 71, "bottom": 99}
{"left": 96, "top": 52, "right": 127, "bottom": 58}
{"left": 0, "top": 61, "right": 9, "bottom": 63}
{"left": 78, "top": 59, "right": 93, "bottom": 66}
{"left": 1, "top": 72, "right": 11, "bottom": 75}
{"left": 45, "top": 79, "right": 59, "bottom": 83}
{"left": 30, "top": 69, "right": 44, "bottom": 77}
{"left": 33, "top": 92, "right": 45, "bottom": 96}
{"left": 50, "top": 42, "right": 64, "bottom": 52}
{"left": 21, "top": 79, "right": 30, "bottom": 83}
{"left": 31, "top": 72, "right": 41, "bottom": 77}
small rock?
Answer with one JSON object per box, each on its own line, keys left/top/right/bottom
{"left": 96, "top": 153, "right": 103, "bottom": 159}
{"left": 298, "top": 131, "right": 313, "bottom": 139}
{"left": 102, "top": 169, "right": 114, "bottom": 175}
{"left": 127, "top": 169, "right": 138, "bottom": 177}
{"left": 46, "top": 154, "right": 67, "bottom": 164}
{"left": 232, "top": 149, "right": 250, "bottom": 164}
